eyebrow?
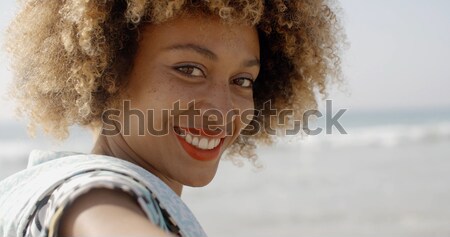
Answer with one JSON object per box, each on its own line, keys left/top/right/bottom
{"left": 243, "top": 58, "right": 260, "bottom": 68}
{"left": 164, "top": 43, "right": 260, "bottom": 68}
{"left": 164, "top": 43, "right": 218, "bottom": 61}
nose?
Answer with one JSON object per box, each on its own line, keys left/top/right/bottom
{"left": 196, "top": 83, "right": 238, "bottom": 136}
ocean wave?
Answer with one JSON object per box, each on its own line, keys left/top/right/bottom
{"left": 1, "top": 121, "right": 450, "bottom": 158}
{"left": 295, "top": 122, "right": 450, "bottom": 149}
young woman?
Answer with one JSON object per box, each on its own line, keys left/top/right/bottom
{"left": 0, "top": 0, "right": 344, "bottom": 236}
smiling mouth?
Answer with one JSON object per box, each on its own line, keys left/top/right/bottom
{"left": 173, "top": 126, "right": 224, "bottom": 161}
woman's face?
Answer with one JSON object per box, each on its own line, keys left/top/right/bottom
{"left": 119, "top": 15, "right": 260, "bottom": 187}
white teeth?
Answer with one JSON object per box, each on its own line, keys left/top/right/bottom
{"left": 198, "top": 138, "right": 208, "bottom": 149}
{"left": 176, "top": 128, "right": 222, "bottom": 150}
{"left": 186, "top": 133, "right": 193, "bottom": 143}
{"left": 192, "top": 137, "right": 199, "bottom": 146}
{"left": 214, "top": 139, "right": 220, "bottom": 147}
{"left": 207, "top": 139, "right": 215, "bottom": 149}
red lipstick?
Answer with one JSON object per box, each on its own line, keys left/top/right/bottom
{"left": 174, "top": 127, "right": 224, "bottom": 161}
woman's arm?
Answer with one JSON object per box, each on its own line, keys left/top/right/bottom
{"left": 59, "top": 188, "right": 172, "bottom": 237}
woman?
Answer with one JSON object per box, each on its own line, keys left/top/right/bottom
{"left": 0, "top": 0, "right": 343, "bottom": 236}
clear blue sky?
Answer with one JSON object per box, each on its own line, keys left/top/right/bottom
{"left": 1, "top": 0, "right": 449, "bottom": 121}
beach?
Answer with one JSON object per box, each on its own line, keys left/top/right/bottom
{"left": 1, "top": 108, "right": 450, "bottom": 236}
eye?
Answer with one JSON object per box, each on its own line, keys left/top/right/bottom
{"left": 232, "top": 77, "right": 254, "bottom": 88}
{"left": 175, "top": 65, "right": 205, "bottom": 77}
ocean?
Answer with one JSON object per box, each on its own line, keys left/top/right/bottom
{"left": 1, "top": 107, "right": 449, "bottom": 236}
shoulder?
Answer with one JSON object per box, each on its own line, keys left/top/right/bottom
{"left": 0, "top": 151, "right": 206, "bottom": 237}
{"left": 59, "top": 188, "right": 171, "bottom": 236}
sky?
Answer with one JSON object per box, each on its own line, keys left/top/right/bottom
{"left": 0, "top": 0, "right": 449, "bottom": 122}
{"left": 335, "top": 0, "right": 450, "bottom": 111}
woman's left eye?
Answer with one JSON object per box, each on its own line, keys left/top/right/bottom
{"left": 175, "top": 65, "right": 205, "bottom": 77}
{"left": 232, "top": 78, "right": 254, "bottom": 88}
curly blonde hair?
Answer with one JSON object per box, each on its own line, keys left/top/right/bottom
{"left": 5, "top": 0, "right": 345, "bottom": 164}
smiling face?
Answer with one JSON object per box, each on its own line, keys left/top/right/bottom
{"left": 116, "top": 15, "right": 260, "bottom": 187}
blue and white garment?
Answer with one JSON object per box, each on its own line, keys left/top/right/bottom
{"left": 0, "top": 150, "right": 208, "bottom": 237}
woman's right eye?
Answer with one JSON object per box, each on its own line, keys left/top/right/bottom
{"left": 175, "top": 65, "right": 205, "bottom": 77}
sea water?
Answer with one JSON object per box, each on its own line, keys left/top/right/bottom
{"left": 1, "top": 108, "right": 449, "bottom": 236}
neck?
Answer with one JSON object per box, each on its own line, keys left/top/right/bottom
{"left": 91, "top": 134, "right": 183, "bottom": 196}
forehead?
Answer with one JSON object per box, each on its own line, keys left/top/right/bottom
{"left": 140, "top": 15, "right": 260, "bottom": 56}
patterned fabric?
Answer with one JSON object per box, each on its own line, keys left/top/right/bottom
{"left": 0, "top": 150, "right": 207, "bottom": 237}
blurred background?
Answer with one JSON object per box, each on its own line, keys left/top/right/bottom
{"left": 1, "top": 0, "right": 449, "bottom": 236}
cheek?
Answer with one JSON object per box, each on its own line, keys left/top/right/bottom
{"left": 235, "top": 97, "right": 256, "bottom": 127}
{"left": 126, "top": 70, "right": 179, "bottom": 107}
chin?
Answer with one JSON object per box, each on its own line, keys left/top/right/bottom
{"left": 179, "top": 169, "right": 218, "bottom": 187}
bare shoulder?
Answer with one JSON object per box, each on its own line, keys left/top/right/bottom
{"left": 59, "top": 188, "right": 172, "bottom": 237}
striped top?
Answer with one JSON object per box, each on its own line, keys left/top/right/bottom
{"left": 0, "top": 150, "right": 207, "bottom": 237}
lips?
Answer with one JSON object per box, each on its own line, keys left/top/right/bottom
{"left": 174, "top": 126, "right": 224, "bottom": 161}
